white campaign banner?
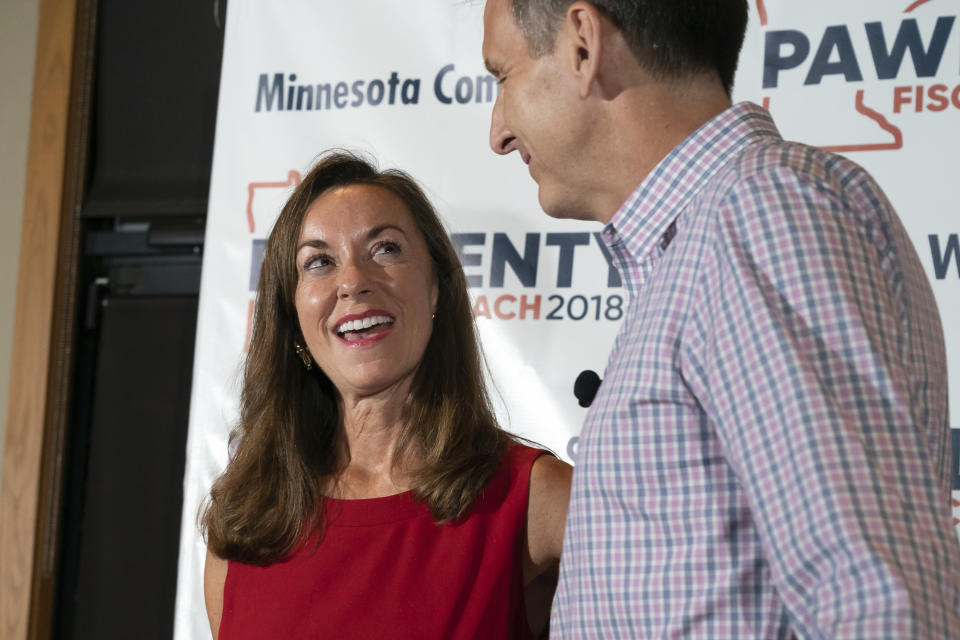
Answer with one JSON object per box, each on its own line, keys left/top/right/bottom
{"left": 175, "top": 1, "right": 960, "bottom": 637}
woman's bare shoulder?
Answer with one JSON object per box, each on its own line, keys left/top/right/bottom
{"left": 204, "top": 547, "right": 228, "bottom": 639}
{"left": 526, "top": 454, "right": 573, "bottom": 569}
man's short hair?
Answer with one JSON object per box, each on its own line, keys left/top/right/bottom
{"left": 510, "top": 0, "right": 749, "bottom": 96}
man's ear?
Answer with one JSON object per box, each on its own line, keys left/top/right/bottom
{"left": 561, "top": 1, "right": 606, "bottom": 98}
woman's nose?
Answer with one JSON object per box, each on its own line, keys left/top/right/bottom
{"left": 337, "top": 262, "right": 373, "bottom": 299}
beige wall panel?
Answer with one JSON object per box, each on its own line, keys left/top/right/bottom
{"left": 0, "top": 0, "right": 41, "bottom": 496}
{"left": 0, "top": 0, "right": 76, "bottom": 637}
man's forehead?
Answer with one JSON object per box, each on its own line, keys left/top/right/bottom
{"left": 482, "top": 0, "right": 521, "bottom": 67}
{"left": 483, "top": 0, "right": 509, "bottom": 23}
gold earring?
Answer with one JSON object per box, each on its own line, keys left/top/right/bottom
{"left": 294, "top": 342, "right": 313, "bottom": 370}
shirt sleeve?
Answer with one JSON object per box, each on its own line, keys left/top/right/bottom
{"left": 693, "top": 159, "right": 958, "bottom": 638}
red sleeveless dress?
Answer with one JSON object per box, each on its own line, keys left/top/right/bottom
{"left": 219, "top": 444, "right": 544, "bottom": 639}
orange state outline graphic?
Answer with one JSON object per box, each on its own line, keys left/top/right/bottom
{"left": 246, "top": 170, "right": 302, "bottom": 233}
{"left": 752, "top": 0, "right": 953, "bottom": 152}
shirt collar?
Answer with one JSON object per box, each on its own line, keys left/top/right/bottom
{"left": 603, "top": 102, "right": 782, "bottom": 264}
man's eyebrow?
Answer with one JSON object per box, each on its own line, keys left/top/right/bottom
{"left": 484, "top": 59, "right": 500, "bottom": 77}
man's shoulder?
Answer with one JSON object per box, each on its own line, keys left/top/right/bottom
{"left": 695, "top": 133, "right": 891, "bottom": 230}
{"left": 721, "top": 135, "right": 881, "bottom": 201}
{"left": 687, "top": 132, "right": 898, "bottom": 256}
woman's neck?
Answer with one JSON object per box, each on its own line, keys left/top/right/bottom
{"left": 327, "top": 386, "right": 417, "bottom": 499}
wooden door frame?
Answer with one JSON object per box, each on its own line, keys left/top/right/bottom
{"left": 0, "top": 0, "right": 95, "bottom": 637}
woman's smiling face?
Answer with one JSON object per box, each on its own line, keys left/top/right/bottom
{"left": 294, "top": 183, "right": 438, "bottom": 401}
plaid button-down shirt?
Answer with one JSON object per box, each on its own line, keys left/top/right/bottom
{"left": 550, "top": 102, "right": 960, "bottom": 638}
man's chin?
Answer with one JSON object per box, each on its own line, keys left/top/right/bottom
{"left": 538, "top": 189, "right": 596, "bottom": 222}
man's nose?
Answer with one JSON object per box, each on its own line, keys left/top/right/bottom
{"left": 489, "top": 93, "right": 517, "bottom": 155}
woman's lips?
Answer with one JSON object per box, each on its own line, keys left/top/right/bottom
{"left": 334, "top": 309, "right": 393, "bottom": 330}
{"left": 336, "top": 321, "right": 394, "bottom": 347}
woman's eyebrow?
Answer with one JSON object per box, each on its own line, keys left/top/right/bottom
{"left": 296, "top": 238, "right": 328, "bottom": 253}
{"left": 366, "top": 224, "right": 408, "bottom": 240}
{"left": 296, "top": 225, "right": 407, "bottom": 253}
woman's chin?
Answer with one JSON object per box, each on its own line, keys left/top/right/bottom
{"left": 335, "top": 370, "right": 417, "bottom": 403}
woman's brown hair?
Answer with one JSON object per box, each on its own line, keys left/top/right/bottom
{"left": 202, "top": 151, "right": 507, "bottom": 565}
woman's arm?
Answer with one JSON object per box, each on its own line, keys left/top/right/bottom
{"left": 525, "top": 454, "right": 573, "bottom": 581}
{"left": 524, "top": 454, "right": 573, "bottom": 636}
{"left": 204, "top": 547, "right": 228, "bottom": 639}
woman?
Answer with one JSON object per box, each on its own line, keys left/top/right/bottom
{"left": 202, "top": 152, "right": 571, "bottom": 639}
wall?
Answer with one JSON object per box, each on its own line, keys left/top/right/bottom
{"left": 0, "top": 0, "right": 40, "bottom": 491}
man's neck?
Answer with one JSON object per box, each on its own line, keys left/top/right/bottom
{"left": 590, "top": 75, "right": 732, "bottom": 223}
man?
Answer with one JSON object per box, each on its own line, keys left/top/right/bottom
{"left": 482, "top": 0, "right": 960, "bottom": 637}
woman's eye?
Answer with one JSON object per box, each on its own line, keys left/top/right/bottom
{"left": 303, "top": 254, "right": 332, "bottom": 270}
{"left": 373, "top": 241, "right": 401, "bottom": 256}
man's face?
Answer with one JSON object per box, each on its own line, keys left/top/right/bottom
{"left": 482, "top": 0, "right": 595, "bottom": 220}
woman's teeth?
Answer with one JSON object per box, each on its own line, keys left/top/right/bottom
{"left": 336, "top": 315, "right": 394, "bottom": 335}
